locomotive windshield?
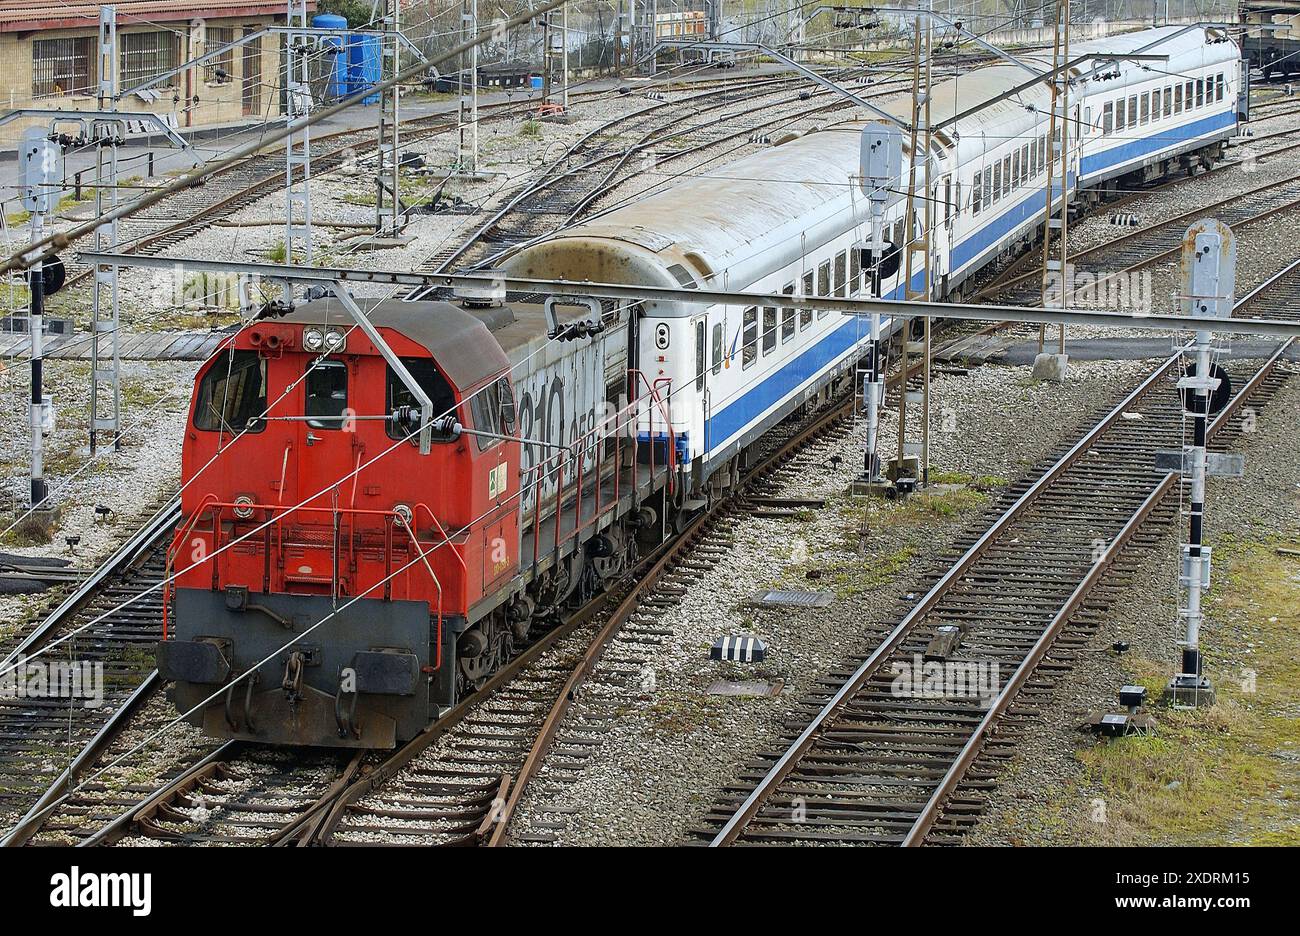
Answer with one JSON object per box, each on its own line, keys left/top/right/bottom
{"left": 194, "top": 350, "right": 266, "bottom": 434}
{"left": 305, "top": 360, "right": 349, "bottom": 429}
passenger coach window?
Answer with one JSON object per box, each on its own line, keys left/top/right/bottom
{"left": 1001, "top": 156, "right": 1011, "bottom": 195}
{"left": 972, "top": 173, "right": 982, "bottom": 215}
{"left": 1127, "top": 96, "right": 1137, "bottom": 126}
{"left": 1174, "top": 84, "right": 1182, "bottom": 112}
{"left": 782, "top": 308, "right": 795, "bottom": 342}
{"left": 792, "top": 283, "right": 811, "bottom": 330}
{"left": 834, "top": 252, "right": 847, "bottom": 298}
{"left": 711, "top": 323, "right": 723, "bottom": 375}
{"left": 743, "top": 307, "right": 757, "bottom": 369}
{"left": 1163, "top": 87, "right": 1172, "bottom": 117}
{"left": 306, "top": 360, "right": 348, "bottom": 430}
{"left": 817, "top": 260, "right": 831, "bottom": 297}
{"left": 1140, "top": 93, "right": 1149, "bottom": 125}
{"left": 992, "top": 163, "right": 1001, "bottom": 203}
{"left": 1216, "top": 74, "right": 1225, "bottom": 101}
{"left": 194, "top": 350, "right": 266, "bottom": 434}
{"left": 850, "top": 248, "right": 861, "bottom": 294}
{"left": 762, "top": 307, "right": 777, "bottom": 355}
{"left": 1116, "top": 99, "right": 1126, "bottom": 131}
{"left": 696, "top": 320, "right": 706, "bottom": 391}
{"left": 1102, "top": 102, "right": 1113, "bottom": 135}
{"left": 386, "top": 357, "right": 457, "bottom": 442}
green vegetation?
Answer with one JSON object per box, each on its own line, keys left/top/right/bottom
{"left": 519, "top": 119, "right": 542, "bottom": 138}
{"left": 1074, "top": 541, "right": 1300, "bottom": 845}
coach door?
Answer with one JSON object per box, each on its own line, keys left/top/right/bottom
{"left": 695, "top": 317, "right": 708, "bottom": 466}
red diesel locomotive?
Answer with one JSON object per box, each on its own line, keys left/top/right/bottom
{"left": 159, "top": 293, "right": 677, "bottom": 747}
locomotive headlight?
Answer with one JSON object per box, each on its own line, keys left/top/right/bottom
{"left": 323, "top": 328, "right": 347, "bottom": 352}
{"left": 302, "top": 327, "right": 325, "bottom": 351}
{"left": 232, "top": 495, "right": 256, "bottom": 519}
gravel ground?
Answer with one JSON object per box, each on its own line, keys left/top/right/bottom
{"left": 966, "top": 364, "right": 1300, "bottom": 846}
{"left": 505, "top": 355, "right": 1163, "bottom": 846}
{"left": 0, "top": 358, "right": 195, "bottom": 643}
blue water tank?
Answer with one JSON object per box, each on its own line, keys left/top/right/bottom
{"left": 311, "top": 13, "right": 349, "bottom": 101}
{"left": 347, "top": 33, "right": 382, "bottom": 105}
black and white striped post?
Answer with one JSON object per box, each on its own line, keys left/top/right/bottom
{"left": 1166, "top": 219, "right": 1236, "bottom": 707}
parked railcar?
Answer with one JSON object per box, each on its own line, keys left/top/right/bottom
{"left": 160, "top": 25, "right": 1242, "bottom": 749}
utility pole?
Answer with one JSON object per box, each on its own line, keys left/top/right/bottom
{"left": 19, "top": 129, "right": 61, "bottom": 510}
{"left": 1164, "top": 219, "right": 1238, "bottom": 708}
{"left": 376, "top": 0, "right": 402, "bottom": 234}
{"left": 91, "top": 4, "right": 121, "bottom": 454}
{"left": 894, "top": 6, "right": 933, "bottom": 493}
{"left": 1036, "top": 0, "right": 1070, "bottom": 381}
{"left": 562, "top": 0, "right": 569, "bottom": 110}
{"left": 457, "top": 0, "right": 479, "bottom": 174}
{"left": 615, "top": 0, "right": 623, "bottom": 77}
{"left": 284, "top": 0, "right": 313, "bottom": 294}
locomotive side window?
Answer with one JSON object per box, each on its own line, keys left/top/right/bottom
{"left": 305, "top": 360, "right": 349, "bottom": 429}
{"left": 469, "top": 376, "right": 517, "bottom": 451}
{"left": 762, "top": 307, "right": 777, "bottom": 355}
{"left": 385, "top": 357, "right": 457, "bottom": 442}
{"left": 711, "top": 322, "right": 723, "bottom": 375}
{"left": 194, "top": 350, "right": 266, "bottom": 434}
{"left": 742, "top": 307, "right": 757, "bottom": 369}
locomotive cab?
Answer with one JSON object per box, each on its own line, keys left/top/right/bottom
{"left": 161, "top": 299, "right": 521, "bottom": 748}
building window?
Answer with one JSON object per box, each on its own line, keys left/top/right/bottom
{"left": 120, "top": 31, "right": 179, "bottom": 91}
{"left": 204, "top": 26, "right": 237, "bottom": 82}
{"left": 32, "top": 37, "right": 95, "bottom": 98}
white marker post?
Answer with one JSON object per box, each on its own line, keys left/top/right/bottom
{"left": 854, "top": 122, "right": 903, "bottom": 493}
{"left": 1166, "top": 219, "right": 1237, "bottom": 706}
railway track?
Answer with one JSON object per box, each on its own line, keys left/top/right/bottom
{"left": 694, "top": 316, "right": 1295, "bottom": 845}
{"left": 0, "top": 500, "right": 179, "bottom": 843}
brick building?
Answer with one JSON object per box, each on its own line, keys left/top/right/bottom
{"left": 1, "top": 2, "right": 316, "bottom": 141}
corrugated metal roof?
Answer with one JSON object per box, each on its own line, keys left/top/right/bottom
{"left": 0, "top": 2, "right": 308, "bottom": 33}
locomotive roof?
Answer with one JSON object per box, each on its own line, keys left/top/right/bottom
{"left": 281, "top": 297, "right": 511, "bottom": 391}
